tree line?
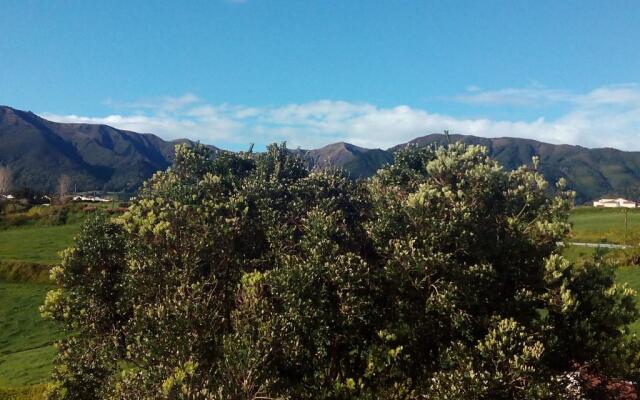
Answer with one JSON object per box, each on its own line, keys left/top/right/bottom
{"left": 0, "top": 167, "right": 76, "bottom": 203}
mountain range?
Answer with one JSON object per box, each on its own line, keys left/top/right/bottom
{"left": 2, "top": 105, "right": 640, "bottom": 203}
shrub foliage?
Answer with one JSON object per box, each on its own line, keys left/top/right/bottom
{"left": 42, "top": 143, "right": 639, "bottom": 399}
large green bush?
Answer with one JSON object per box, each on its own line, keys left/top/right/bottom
{"left": 42, "top": 143, "right": 639, "bottom": 399}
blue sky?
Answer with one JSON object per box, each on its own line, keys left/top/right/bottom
{"left": 1, "top": 0, "right": 640, "bottom": 150}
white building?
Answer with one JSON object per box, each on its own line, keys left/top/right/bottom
{"left": 72, "top": 195, "right": 110, "bottom": 203}
{"left": 593, "top": 198, "right": 637, "bottom": 208}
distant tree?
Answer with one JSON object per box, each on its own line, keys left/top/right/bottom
{"left": 0, "top": 166, "right": 12, "bottom": 195}
{"left": 12, "top": 187, "right": 48, "bottom": 205}
{"left": 57, "top": 174, "right": 71, "bottom": 202}
{"left": 42, "top": 143, "right": 639, "bottom": 399}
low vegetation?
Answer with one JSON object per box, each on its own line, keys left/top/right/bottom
{"left": 0, "top": 200, "right": 117, "bottom": 230}
{"left": 562, "top": 245, "right": 640, "bottom": 335}
{"left": 0, "top": 261, "right": 52, "bottom": 284}
{"left": 0, "top": 384, "right": 48, "bottom": 400}
{"left": 617, "top": 266, "right": 640, "bottom": 333}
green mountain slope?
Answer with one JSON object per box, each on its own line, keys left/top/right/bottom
{"left": 296, "top": 142, "right": 394, "bottom": 179}
{"left": 0, "top": 106, "right": 213, "bottom": 192}
{"left": 394, "top": 134, "right": 640, "bottom": 203}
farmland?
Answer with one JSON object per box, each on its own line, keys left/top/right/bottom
{"left": 0, "top": 224, "right": 80, "bottom": 265}
{"left": 0, "top": 205, "right": 84, "bottom": 398}
{"left": 569, "top": 206, "right": 640, "bottom": 245}
{"left": 0, "top": 283, "right": 64, "bottom": 388}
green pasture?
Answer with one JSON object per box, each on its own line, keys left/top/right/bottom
{"left": 0, "top": 283, "right": 63, "bottom": 391}
{"left": 569, "top": 206, "right": 640, "bottom": 245}
{"left": 0, "top": 224, "right": 80, "bottom": 265}
{"left": 561, "top": 245, "right": 598, "bottom": 263}
{"left": 0, "top": 203, "right": 124, "bottom": 395}
{"left": 0, "top": 216, "right": 79, "bottom": 394}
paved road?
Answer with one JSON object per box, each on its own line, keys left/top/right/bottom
{"left": 558, "top": 242, "right": 632, "bottom": 249}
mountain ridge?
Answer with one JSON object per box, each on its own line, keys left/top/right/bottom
{"left": 1, "top": 105, "right": 640, "bottom": 203}
{"left": 0, "top": 105, "right": 217, "bottom": 192}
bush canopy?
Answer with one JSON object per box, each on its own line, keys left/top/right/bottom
{"left": 43, "top": 142, "right": 639, "bottom": 399}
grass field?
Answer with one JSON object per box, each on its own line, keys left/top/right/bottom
{"left": 0, "top": 283, "right": 64, "bottom": 389}
{"left": 0, "top": 205, "right": 120, "bottom": 395}
{"left": 0, "top": 220, "right": 78, "bottom": 394}
{"left": 0, "top": 224, "right": 80, "bottom": 265}
{"left": 570, "top": 206, "right": 640, "bottom": 245}
{"left": 560, "top": 245, "right": 598, "bottom": 263}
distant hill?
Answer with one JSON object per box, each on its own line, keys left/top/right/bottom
{"left": 2, "top": 105, "right": 640, "bottom": 202}
{"left": 0, "top": 106, "right": 215, "bottom": 192}
{"left": 300, "top": 134, "right": 640, "bottom": 203}
{"left": 295, "top": 142, "right": 394, "bottom": 179}
{"left": 391, "top": 134, "right": 640, "bottom": 203}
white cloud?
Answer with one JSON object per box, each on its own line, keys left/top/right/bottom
{"left": 456, "top": 85, "right": 575, "bottom": 107}
{"left": 456, "top": 83, "right": 640, "bottom": 109}
{"left": 43, "top": 85, "right": 640, "bottom": 151}
{"left": 578, "top": 84, "right": 640, "bottom": 107}
{"left": 104, "top": 93, "right": 201, "bottom": 114}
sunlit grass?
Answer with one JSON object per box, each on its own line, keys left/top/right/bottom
{"left": 0, "top": 224, "right": 80, "bottom": 265}
{"left": 0, "top": 283, "right": 64, "bottom": 388}
{"left": 569, "top": 206, "right": 640, "bottom": 245}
